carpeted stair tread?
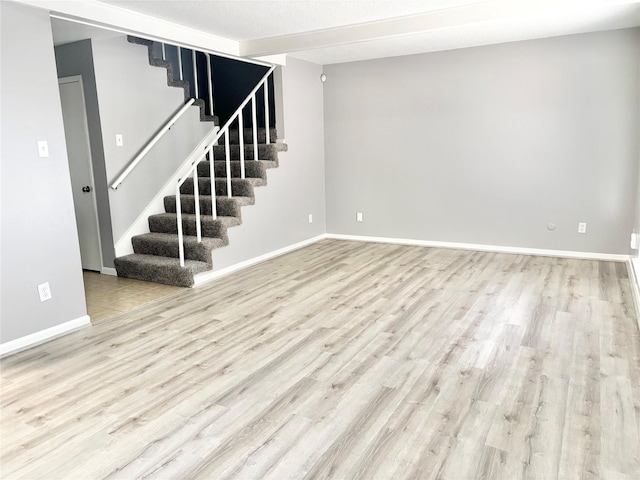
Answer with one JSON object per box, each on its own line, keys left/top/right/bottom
{"left": 149, "top": 212, "right": 241, "bottom": 227}
{"left": 132, "top": 232, "right": 224, "bottom": 263}
{"left": 225, "top": 196, "right": 255, "bottom": 206}
{"left": 149, "top": 213, "right": 240, "bottom": 242}
{"left": 212, "top": 143, "right": 287, "bottom": 162}
{"left": 163, "top": 195, "right": 244, "bottom": 217}
{"left": 197, "top": 159, "right": 275, "bottom": 179}
{"left": 180, "top": 177, "right": 256, "bottom": 197}
{"left": 225, "top": 127, "right": 278, "bottom": 144}
{"left": 114, "top": 253, "right": 208, "bottom": 287}
{"left": 241, "top": 177, "right": 266, "bottom": 187}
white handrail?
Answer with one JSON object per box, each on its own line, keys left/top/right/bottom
{"left": 110, "top": 98, "right": 196, "bottom": 189}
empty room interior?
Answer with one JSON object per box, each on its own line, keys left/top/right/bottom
{"left": 1, "top": 0, "right": 640, "bottom": 478}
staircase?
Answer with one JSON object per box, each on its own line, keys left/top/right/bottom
{"left": 113, "top": 38, "right": 287, "bottom": 287}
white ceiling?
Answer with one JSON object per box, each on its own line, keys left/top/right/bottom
{"left": 52, "top": 0, "right": 640, "bottom": 64}
{"left": 97, "top": 0, "right": 485, "bottom": 41}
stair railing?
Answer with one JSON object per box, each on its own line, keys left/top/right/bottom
{"left": 175, "top": 66, "right": 276, "bottom": 267}
{"left": 110, "top": 98, "right": 196, "bottom": 190}
{"left": 113, "top": 38, "right": 274, "bottom": 191}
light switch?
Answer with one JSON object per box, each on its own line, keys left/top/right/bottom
{"left": 116, "top": 134, "right": 124, "bottom": 146}
{"left": 37, "top": 141, "right": 49, "bottom": 157}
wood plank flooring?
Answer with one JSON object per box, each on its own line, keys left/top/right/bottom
{"left": 1, "top": 239, "right": 639, "bottom": 479}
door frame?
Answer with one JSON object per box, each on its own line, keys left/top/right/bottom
{"left": 59, "top": 75, "right": 105, "bottom": 272}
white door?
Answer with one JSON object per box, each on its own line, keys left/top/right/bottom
{"left": 59, "top": 76, "right": 103, "bottom": 272}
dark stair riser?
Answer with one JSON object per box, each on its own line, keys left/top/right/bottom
{"left": 148, "top": 214, "right": 234, "bottom": 242}
{"left": 164, "top": 195, "right": 243, "bottom": 217}
{"left": 132, "top": 234, "right": 223, "bottom": 263}
{"left": 180, "top": 178, "right": 255, "bottom": 197}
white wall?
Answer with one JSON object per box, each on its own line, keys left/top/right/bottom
{"left": 91, "top": 36, "right": 213, "bottom": 244}
{"left": 1, "top": 2, "right": 87, "bottom": 344}
{"left": 210, "top": 57, "right": 327, "bottom": 270}
{"left": 324, "top": 28, "right": 640, "bottom": 255}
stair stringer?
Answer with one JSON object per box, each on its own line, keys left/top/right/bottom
{"left": 114, "top": 125, "right": 220, "bottom": 258}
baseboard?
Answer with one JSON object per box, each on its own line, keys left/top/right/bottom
{"left": 193, "top": 234, "right": 327, "bottom": 287}
{"left": 0, "top": 315, "right": 91, "bottom": 358}
{"left": 325, "top": 233, "right": 629, "bottom": 262}
{"left": 101, "top": 267, "right": 117, "bottom": 276}
{"left": 627, "top": 258, "right": 640, "bottom": 332}
{"left": 194, "top": 233, "right": 628, "bottom": 288}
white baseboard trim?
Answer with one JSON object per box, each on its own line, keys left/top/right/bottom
{"left": 325, "top": 233, "right": 629, "bottom": 262}
{"left": 101, "top": 267, "right": 117, "bottom": 276}
{"left": 627, "top": 258, "right": 640, "bottom": 333}
{"left": 193, "top": 235, "right": 327, "bottom": 287}
{"left": 0, "top": 315, "right": 91, "bottom": 358}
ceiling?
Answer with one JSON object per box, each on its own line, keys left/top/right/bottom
{"left": 52, "top": 0, "right": 640, "bottom": 64}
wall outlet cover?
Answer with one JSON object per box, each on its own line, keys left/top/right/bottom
{"left": 38, "top": 282, "right": 52, "bottom": 302}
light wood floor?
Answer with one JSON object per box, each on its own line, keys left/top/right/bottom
{"left": 83, "top": 271, "right": 184, "bottom": 323}
{"left": 2, "top": 240, "right": 639, "bottom": 479}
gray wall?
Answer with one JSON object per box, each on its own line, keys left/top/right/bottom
{"left": 324, "top": 28, "right": 640, "bottom": 254}
{"left": 211, "top": 57, "right": 326, "bottom": 269}
{"left": 1, "top": 2, "right": 87, "bottom": 343}
{"left": 55, "top": 40, "right": 116, "bottom": 268}
{"left": 90, "top": 36, "right": 213, "bottom": 243}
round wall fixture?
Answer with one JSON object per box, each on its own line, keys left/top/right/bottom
{"left": 320, "top": 73, "right": 327, "bottom": 83}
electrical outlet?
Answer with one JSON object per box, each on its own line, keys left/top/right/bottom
{"left": 578, "top": 222, "right": 587, "bottom": 234}
{"left": 37, "top": 141, "right": 49, "bottom": 157}
{"left": 115, "top": 134, "right": 124, "bottom": 146}
{"left": 631, "top": 232, "right": 638, "bottom": 250}
{"left": 308, "top": 214, "right": 313, "bottom": 223}
{"left": 38, "top": 282, "right": 52, "bottom": 302}
{"left": 356, "top": 212, "right": 363, "bottom": 222}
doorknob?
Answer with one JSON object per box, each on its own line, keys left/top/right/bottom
{"left": 82, "top": 186, "right": 91, "bottom": 193}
